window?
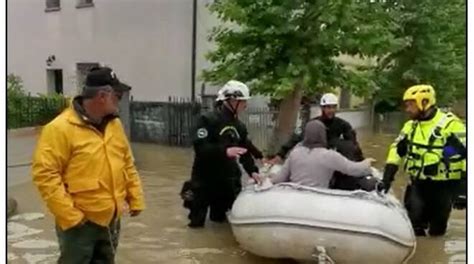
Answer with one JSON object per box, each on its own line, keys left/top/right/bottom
{"left": 47, "top": 69, "right": 64, "bottom": 94}
{"left": 76, "top": 0, "right": 94, "bottom": 8}
{"left": 45, "top": 0, "right": 60, "bottom": 12}
{"left": 76, "top": 63, "right": 100, "bottom": 91}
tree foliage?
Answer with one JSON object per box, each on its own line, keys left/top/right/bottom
{"left": 7, "top": 74, "right": 26, "bottom": 98}
{"left": 372, "top": 0, "right": 466, "bottom": 107}
{"left": 202, "top": 0, "right": 404, "bottom": 100}
{"left": 202, "top": 0, "right": 465, "bottom": 108}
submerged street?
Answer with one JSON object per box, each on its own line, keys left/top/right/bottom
{"left": 7, "top": 132, "right": 466, "bottom": 264}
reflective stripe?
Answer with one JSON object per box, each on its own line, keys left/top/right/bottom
{"left": 429, "top": 112, "right": 453, "bottom": 141}
{"left": 410, "top": 142, "right": 444, "bottom": 149}
{"left": 219, "top": 126, "right": 240, "bottom": 138}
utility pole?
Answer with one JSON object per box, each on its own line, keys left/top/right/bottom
{"left": 191, "top": 0, "right": 197, "bottom": 102}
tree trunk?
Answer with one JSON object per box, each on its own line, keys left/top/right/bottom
{"left": 339, "top": 88, "right": 351, "bottom": 109}
{"left": 268, "top": 83, "right": 303, "bottom": 154}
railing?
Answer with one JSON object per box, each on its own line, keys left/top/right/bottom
{"left": 7, "top": 95, "right": 68, "bottom": 129}
{"left": 130, "top": 97, "right": 201, "bottom": 147}
{"left": 130, "top": 98, "right": 278, "bottom": 149}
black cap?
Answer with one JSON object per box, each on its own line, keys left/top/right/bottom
{"left": 85, "top": 66, "right": 130, "bottom": 92}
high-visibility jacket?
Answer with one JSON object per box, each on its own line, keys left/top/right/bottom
{"left": 32, "top": 105, "right": 145, "bottom": 230}
{"left": 386, "top": 109, "right": 465, "bottom": 181}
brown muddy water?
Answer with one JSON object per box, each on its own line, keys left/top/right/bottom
{"left": 7, "top": 132, "right": 466, "bottom": 264}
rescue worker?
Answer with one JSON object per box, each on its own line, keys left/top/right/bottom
{"left": 380, "top": 84, "right": 466, "bottom": 237}
{"left": 32, "top": 66, "right": 145, "bottom": 263}
{"left": 268, "top": 93, "right": 361, "bottom": 164}
{"left": 182, "top": 80, "right": 261, "bottom": 228}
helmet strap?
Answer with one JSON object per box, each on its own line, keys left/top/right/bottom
{"left": 234, "top": 100, "right": 241, "bottom": 116}
{"left": 224, "top": 98, "right": 239, "bottom": 117}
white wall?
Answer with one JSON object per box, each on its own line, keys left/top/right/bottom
{"left": 195, "top": 0, "right": 217, "bottom": 97}
{"left": 8, "top": 0, "right": 196, "bottom": 101}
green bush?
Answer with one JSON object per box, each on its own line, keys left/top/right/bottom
{"left": 7, "top": 74, "right": 68, "bottom": 129}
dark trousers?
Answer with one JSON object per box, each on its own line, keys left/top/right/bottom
{"left": 404, "top": 180, "right": 457, "bottom": 236}
{"left": 56, "top": 219, "right": 121, "bottom": 264}
{"left": 188, "top": 179, "right": 241, "bottom": 227}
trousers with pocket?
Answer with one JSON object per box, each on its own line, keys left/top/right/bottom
{"left": 187, "top": 177, "right": 241, "bottom": 226}
{"left": 404, "top": 179, "right": 458, "bottom": 236}
{"left": 56, "top": 219, "right": 121, "bottom": 264}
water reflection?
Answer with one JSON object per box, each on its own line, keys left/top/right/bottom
{"left": 121, "top": 131, "right": 465, "bottom": 264}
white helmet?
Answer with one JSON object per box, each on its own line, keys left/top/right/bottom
{"left": 216, "top": 80, "right": 251, "bottom": 101}
{"left": 320, "top": 93, "right": 339, "bottom": 106}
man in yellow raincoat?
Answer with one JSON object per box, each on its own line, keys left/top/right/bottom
{"left": 32, "top": 66, "right": 145, "bottom": 263}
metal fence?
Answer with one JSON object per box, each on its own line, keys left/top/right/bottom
{"left": 130, "top": 97, "right": 201, "bottom": 146}
{"left": 240, "top": 108, "right": 279, "bottom": 153}
{"left": 130, "top": 98, "right": 278, "bottom": 150}
{"left": 7, "top": 95, "right": 68, "bottom": 129}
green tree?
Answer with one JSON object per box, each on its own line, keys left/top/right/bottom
{"left": 373, "top": 0, "right": 466, "bottom": 107}
{"left": 202, "top": 0, "right": 402, "bottom": 149}
{"left": 7, "top": 74, "right": 26, "bottom": 98}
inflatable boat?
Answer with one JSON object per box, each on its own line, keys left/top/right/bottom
{"left": 229, "top": 166, "right": 416, "bottom": 263}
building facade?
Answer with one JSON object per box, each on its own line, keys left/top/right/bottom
{"left": 8, "top": 0, "right": 219, "bottom": 101}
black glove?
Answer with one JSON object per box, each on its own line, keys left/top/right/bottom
{"left": 396, "top": 137, "right": 409, "bottom": 157}
{"left": 381, "top": 164, "right": 399, "bottom": 193}
{"left": 376, "top": 181, "right": 386, "bottom": 194}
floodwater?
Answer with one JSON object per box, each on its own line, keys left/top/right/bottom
{"left": 7, "top": 132, "right": 465, "bottom": 264}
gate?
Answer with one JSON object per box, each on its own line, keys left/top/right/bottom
{"left": 130, "top": 97, "right": 201, "bottom": 146}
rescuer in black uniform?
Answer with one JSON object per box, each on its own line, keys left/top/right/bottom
{"left": 181, "top": 80, "right": 262, "bottom": 228}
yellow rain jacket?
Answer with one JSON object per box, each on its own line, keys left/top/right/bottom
{"left": 32, "top": 105, "right": 145, "bottom": 231}
{"left": 386, "top": 109, "right": 466, "bottom": 181}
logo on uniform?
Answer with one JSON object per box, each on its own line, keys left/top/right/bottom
{"left": 197, "top": 128, "right": 208, "bottom": 139}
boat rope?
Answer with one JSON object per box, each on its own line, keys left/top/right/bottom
{"left": 313, "top": 246, "right": 336, "bottom": 264}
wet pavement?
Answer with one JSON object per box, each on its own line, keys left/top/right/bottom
{"left": 7, "top": 132, "right": 38, "bottom": 187}
{"left": 7, "top": 132, "right": 466, "bottom": 264}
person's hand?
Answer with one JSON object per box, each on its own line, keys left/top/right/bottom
{"left": 364, "top": 158, "right": 377, "bottom": 165}
{"left": 376, "top": 181, "right": 389, "bottom": 194}
{"left": 251, "top": 172, "right": 263, "bottom": 185}
{"left": 226, "top": 147, "right": 247, "bottom": 159}
{"left": 130, "top": 210, "right": 142, "bottom": 217}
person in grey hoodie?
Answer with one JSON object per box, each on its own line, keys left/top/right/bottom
{"left": 271, "top": 120, "right": 375, "bottom": 188}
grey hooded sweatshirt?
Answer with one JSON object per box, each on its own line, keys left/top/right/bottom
{"left": 272, "top": 120, "right": 371, "bottom": 188}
